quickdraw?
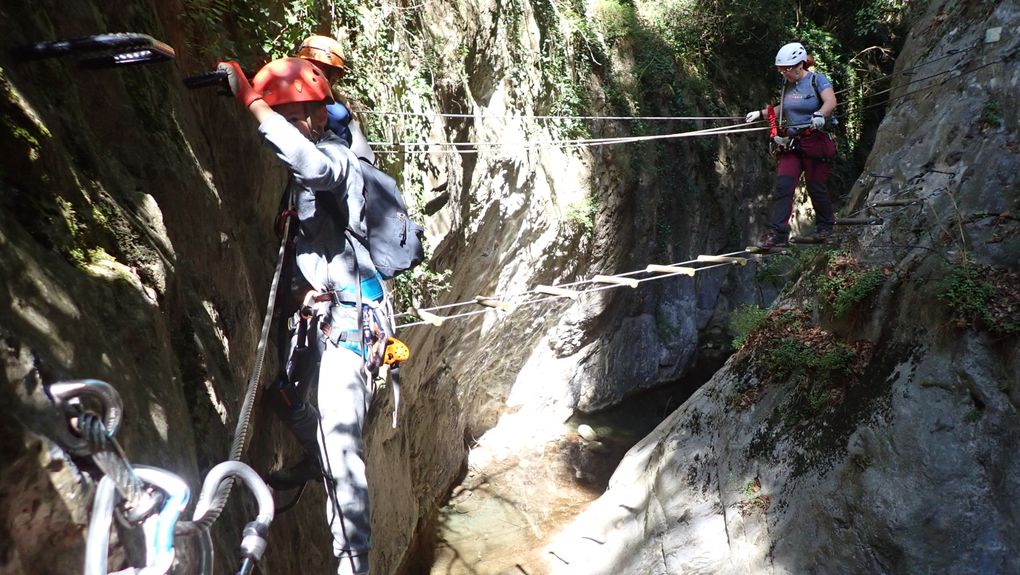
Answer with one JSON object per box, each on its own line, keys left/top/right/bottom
{"left": 767, "top": 103, "right": 778, "bottom": 140}
{"left": 767, "top": 103, "right": 794, "bottom": 155}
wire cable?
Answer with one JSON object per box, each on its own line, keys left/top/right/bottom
{"left": 396, "top": 252, "right": 751, "bottom": 329}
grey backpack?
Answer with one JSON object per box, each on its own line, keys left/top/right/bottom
{"left": 348, "top": 158, "right": 425, "bottom": 279}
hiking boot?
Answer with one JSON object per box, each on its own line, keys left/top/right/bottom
{"left": 756, "top": 230, "right": 789, "bottom": 249}
{"left": 268, "top": 453, "right": 322, "bottom": 490}
{"left": 816, "top": 227, "right": 833, "bottom": 243}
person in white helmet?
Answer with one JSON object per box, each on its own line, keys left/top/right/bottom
{"left": 745, "top": 42, "right": 838, "bottom": 248}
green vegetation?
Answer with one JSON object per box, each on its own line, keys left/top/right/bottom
{"left": 729, "top": 304, "right": 768, "bottom": 350}
{"left": 764, "top": 337, "right": 857, "bottom": 388}
{"left": 964, "top": 408, "right": 983, "bottom": 423}
{"left": 735, "top": 308, "right": 872, "bottom": 414}
{"left": 393, "top": 263, "right": 452, "bottom": 316}
{"left": 756, "top": 247, "right": 827, "bottom": 287}
{"left": 737, "top": 477, "right": 771, "bottom": 516}
{"left": 816, "top": 250, "right": 885, "bottom": 318}
{"left": 979, "top": 99, "right": 1002, "bottom": 131}
{"left": 854, "top": 0, "right": 907, "bottom": 36}
{"left": 565, "top": 197, "right": 598, "bottom": 235}
{"left": 938, "top": 265, "right": 1020, "bottom": 336}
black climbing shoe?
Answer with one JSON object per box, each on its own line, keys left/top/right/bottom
{"left": 815, "top": 227, "right": 833, "bottom": 242}
{"left": 268, "top": 454, "right": 322, "bottom": 490}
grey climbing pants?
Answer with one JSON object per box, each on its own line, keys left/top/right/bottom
{"left": 317, "top": 341, "right": 373, "bottom": 575}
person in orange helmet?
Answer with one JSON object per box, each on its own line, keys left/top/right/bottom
{"left": 295, "top": 34, "right": 375, "bottom": 163}
{"left": 218, "top": 56, "right": 385, "bottom": 575}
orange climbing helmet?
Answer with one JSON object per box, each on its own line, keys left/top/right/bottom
{"left": 252, "top": 57, "right": 334, "bottom": 107}
{"left": 296, "top": 34, "right": 347, "bottom": 77}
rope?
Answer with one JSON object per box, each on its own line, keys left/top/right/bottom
{"left": 856, "top": 50, "right": 1015, "bottom": 114}
{"left": 396, "top": 251, "right": 751, "bottom": 329}
{"left": 359, "top": 42, "right": 986, "bottom": 154}
{"left": 176, "top": 216, "right": 293, "bottom": 534}
{"left": 372, "top": 124, "right": 769, "bottom": 154}
{"left": 830, "top": 44, "right": 978, "bottom": 100}
{"left": 361, "top": 110, "right": 744, "bottom": 122}
{"left": 369, "top": 49, "right": 998, "bottom": 155}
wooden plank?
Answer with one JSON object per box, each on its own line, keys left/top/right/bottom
{"left": 696, "top": 255, "right": 748, "bottom": 266}
{"left": 412, "top": 308, "right": 444, "bottom": 326}
{"left": 835, "top": 217, "right": 884, "bottom": 225}
{"left": 591, "top": 274, "right": 639, "bottom": 289}
{"left": 475, "top": 296, "right": 512, "bottom": 311}
{"left": 534, "top": 285, "right": 580, "bottom": 299}
{"left": 869, "top": 199, "right": 920, "bottom": 207}
{"left": 645, "top": 264, "right": 697, "bottom": 276}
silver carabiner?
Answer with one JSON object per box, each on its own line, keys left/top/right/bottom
{"left": 192, "top": 461, "right": 275, "bottom": 573}
{"left": 83, "top": 466, "right": 190, "bottom": 575}
{"left": 48, "top": 379, "right": 124, "bottom": 456}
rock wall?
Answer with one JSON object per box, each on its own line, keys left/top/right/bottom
{"left": 0, "top": 0, "right": 332, "bottom": 572}
{"left": 544, "top": 1, "right": 1020, "bottom": 573}
{"left": 0, "top": 0, "right": 928, "bottom": 574}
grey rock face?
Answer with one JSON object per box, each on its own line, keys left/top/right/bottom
{"left": 544, "top": 2, "right": 1020, "bottom": 573}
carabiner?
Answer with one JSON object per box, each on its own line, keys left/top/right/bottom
{"left": 134, "top": 466, "right": 190, "bottom": 575}
{"left": 47, "top": 379, "right": 123, "bottom": 456}
{"left": 82, "top": 466, "right": 190, "bottom": 575}
{"left": 192, "top": 461, "right": 274, "bottom": 573}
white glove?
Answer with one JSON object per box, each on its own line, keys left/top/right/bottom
{"left": 811, "top": 112, "right": 826, "bottom": 129}
{"left": 745, "top": 110, "right": 762, "bottom": 123}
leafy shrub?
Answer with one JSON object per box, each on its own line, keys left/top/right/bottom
{"left": 730, "top": 304, "right": 768, "bottom": 349}
{"left": 393, "top": 263, "right": 452, "bottom": 316}
{"left": 938, "top": 265, "right": 1020, "bottom": 336}
{"left": 763, "top": 337, "right": 856, "bottom": 387}
{"left": 816, "top": 251, "right": 884, "bottom": 317}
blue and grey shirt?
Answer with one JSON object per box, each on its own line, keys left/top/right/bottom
{"left": 782, "top": 71, "right": 832, "bottom": 127}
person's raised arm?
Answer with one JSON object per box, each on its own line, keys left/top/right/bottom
{"left": 218, "top": 61, "right": 275, "bottom": 123}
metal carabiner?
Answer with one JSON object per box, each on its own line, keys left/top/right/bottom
{"left": 134, "top": 466, "right": 190, "bottom": 575}
{"left": 192, "top": 461, "right": 275, "bottom": 574}
{"left": 84, "top": 475, "right": 119, "bottom": 575}
{"left": 82, "top": 466, "right": 190, "bottom": 575}
{"left": 47, "top": 379, "right": 124, "bottom": 456}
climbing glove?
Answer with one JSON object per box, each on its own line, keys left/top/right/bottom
{"left": 217, "top": 61, "right": 262, "bottom": 108}
{"left": 811, "top": 112, "right": 826, "bottom": 129}
{"left": 745, "top": 110, "right": 762, "bottom": 123}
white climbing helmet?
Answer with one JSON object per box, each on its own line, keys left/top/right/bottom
{"left": 775, "top": 42, "right": 807, "bottom": 66}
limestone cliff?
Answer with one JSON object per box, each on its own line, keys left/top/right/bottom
{"left": 545, "top": 2, "right": 1020, "bottom": 573}
{"left": 1, "top": 1, "right": 1014, "bottom": 575}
